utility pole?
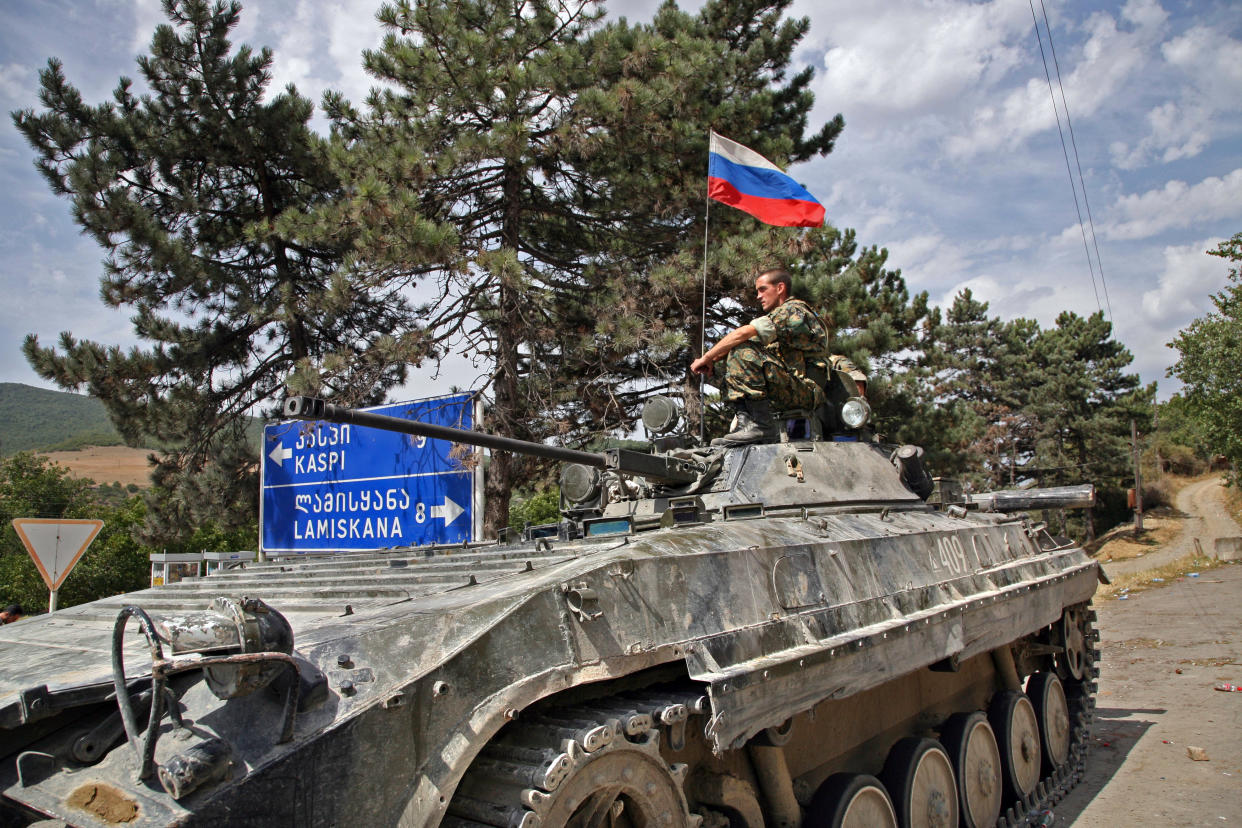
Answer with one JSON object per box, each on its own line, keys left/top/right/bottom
{"left": 1152, "top": 407, "right": 1162, "bottom": 479}
{"left": 1131, "top": 418, "right": 1144, "bottom": 536}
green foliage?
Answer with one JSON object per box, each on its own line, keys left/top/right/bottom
{"left": 0, "top": 454, "right": 149, "bottom": 615}
{"left": 1027, "top": 310, "right": 1153, "bottom": 488}
{"left": 1140, "top": 478, "right": 1173, "bottom": 510}
{"left": 1146, "top": 395, "right": 1210, "bottom": 476}
{"left": 1170, "top": 233, "right": 1242, "bottom": 486}
{"left": 0, "top": 452, "right": 92, "bottom": 519}
{"left": 508, "top": 488, "right": 562, "bottom": 533}
{"left": 909, "top": 290, "right": 1154, "bottom": 540}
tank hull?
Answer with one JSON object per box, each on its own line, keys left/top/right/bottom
{"left": 2, "top": 476, "right": 1097, "bottom": 826}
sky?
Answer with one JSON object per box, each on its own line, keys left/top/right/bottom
{"left": 1, "top": 0, "right": 1239, "bottom": 406}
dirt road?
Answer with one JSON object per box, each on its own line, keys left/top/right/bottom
{"left": 1103, "top": 476, "right": 1242, "bottom": 579}
{"left": 1058, "top": 479, "right": 1242, "bottom": 825}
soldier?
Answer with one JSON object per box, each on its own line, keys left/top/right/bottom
{"left": 692, "top": 268, "right": 863, "bottom": 446}
{"left": 1, "top": 604, "right": 23, "bottom": 625}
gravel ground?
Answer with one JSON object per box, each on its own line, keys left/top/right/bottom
{"left": 1058, "top": 479, "right": 1242, "bottom": 826}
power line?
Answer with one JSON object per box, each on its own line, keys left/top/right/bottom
{"left": 1028, "top": 1, "right": 1109, "bottom": 321}
{"left": 1039, "top": 0, "right": 1114, "bottom": 322}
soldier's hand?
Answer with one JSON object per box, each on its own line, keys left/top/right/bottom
{"left": 690, "top": 356, "right": 712, "bottom": 376}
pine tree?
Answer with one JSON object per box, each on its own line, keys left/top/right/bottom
{"left": 329, "top": 0, "right": 843, "bottom": 534}
{"left": 12, "top": 0, "right": 444, "bottom": 542}
{"left": 1025, "top": 311, "right": 1153, "bottom": 539}
{"left": 913, "top": 290, "right": 1039, "bottom": 487}
{"left": 1027, "top": 312, "right": 1152, "bottom": 484}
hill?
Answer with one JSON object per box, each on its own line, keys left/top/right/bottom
{"left": 0, "top": 382, "right": 127, "bottom": 454}
{"left": 0, "top": 382, "right": 265, "bottom": 458}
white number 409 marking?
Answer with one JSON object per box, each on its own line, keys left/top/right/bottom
{"left": 931, "top": 535, "right": 970, "bottom": 575}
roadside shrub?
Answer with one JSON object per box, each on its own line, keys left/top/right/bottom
{"left": 508, "top": 488, "right": 560, "bottom": 532}
{"left": 1141, "top": 480, "right": 1173, "bottom": 510}
{"left": 1150, "top": 442, "right": 1206, "bottom": 476}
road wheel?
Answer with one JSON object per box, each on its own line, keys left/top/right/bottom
{"left": 880, "top": 737, "right": 958, "bottom": 828}
{"left": 989, "top": 691, "right": 1041, "bottom": 805}
{"left": 1026, "top": 671, "right": 1070, "bottom": 773}
{"left": 1059, "top": 605, "right": 1089, "bottom": 680}
{"left": 940, "top": 711, "right": 1002, "bottom": 828}
{"left": 806, "top": 773, "right": 897, "bottom": 828}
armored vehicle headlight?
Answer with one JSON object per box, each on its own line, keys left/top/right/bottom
{"left": 561, "top": 463, "right": 600, "bottom": 504}
{"left": 152, "top": 596, "right": 294, "bottom": 700}
{"left": 641, "top": 395, "right": 681, "bottom": 436}
{"left": 841, "top": 397, "right": 872, "bottom": 429}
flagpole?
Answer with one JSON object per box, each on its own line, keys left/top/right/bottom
{"left": 700, "top": 138, "right": 713, "bottom": 445}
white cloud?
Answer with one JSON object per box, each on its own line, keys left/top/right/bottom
{"left": 1109, "top": 25, "right": 1242, "bottom": 168}
{"left": 0, "top": 63, "right": 30, "bottom": 103}
{"left": 948, "top": 262, "right": 1098, "bottom": 329}
{"left": 255, "top": 1, "right": 382, "bottom": 117}
{"left": 1112, "top": 235, "right": 1234, "bottom": 389}
{"left": 264, "top": 0, "right": 321, "bottom": 97}
{"left": 130, "top": 0, "right": 165, "bottom": 53}
{"left": 1140, "top": 238, "right": 1232, "bottom": 322}
{"left": 1110, "top": 101, "right": 1211, "bottom": 169}
{"left": 1119, "top": 0, "right": 1169, "bottom": 31}
{"left": 1099, "top": 168, "right": 1242, "bottom": 240}
{"left": 886, "top": 233, "right": 976, "bottom": 294}
{"left": 326, "top": 2, "right": 385, "bottom": 105}
{"left": 1161, "top": 25, "right": 1242, "bottom": 98}
{"left": 804, "top": 0, "right": 1030, "bottom": 123}
{"left": 946, "top": 7, "right": 1160, "bottom": 158}
{"left": 884, "top": 231, "right": 1044, "bottom": 302}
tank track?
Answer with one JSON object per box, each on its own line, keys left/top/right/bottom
{"left": 445, "top": 609, "right": 1099, "bottom": 828}
{"left": 443, "top": 689, "right": 707, "bottom": 828}
{"left": 996, "top": 605, "right": 1100, "bottom": 827}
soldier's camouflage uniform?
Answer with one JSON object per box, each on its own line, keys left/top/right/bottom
{"left": 722, "top": 298, "right": 829, "bottom": 410}
{"left": 828, "top": 354, "right": 868, "bottom": 387}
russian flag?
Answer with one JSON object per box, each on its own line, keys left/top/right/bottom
{"left": 708, "top": 131, "right": 825, "bottom": 228}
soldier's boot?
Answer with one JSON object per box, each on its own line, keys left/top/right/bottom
{"left": 711, "top": 399, "right": 776, "bottom": 447}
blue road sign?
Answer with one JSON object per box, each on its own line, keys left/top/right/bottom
{"left": 260, "top": 394, "right": 480, "bottom": 554}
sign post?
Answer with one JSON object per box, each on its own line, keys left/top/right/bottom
{"left": 260, "top": 393, "right": 482, "bottom": 556}
{"left": 11, "top": 519, "right": 105, "bottom": 612}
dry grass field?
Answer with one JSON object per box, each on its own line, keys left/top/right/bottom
{"left": 1091, "top": 510, "right": 1182, "bottom": 563}
{"left": 38, "top": 445, "right": 155, "bottom": 488}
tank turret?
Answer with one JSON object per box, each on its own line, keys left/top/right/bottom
{"left": 1, "top": 389, "right": 1101, "bottom": 828}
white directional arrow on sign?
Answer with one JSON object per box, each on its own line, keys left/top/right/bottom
{"left": 11, "top": 519, "right": 104, "bottom": 591}
{"left": 430, "top": 496, "right": 464, "bottom": 526}
{"left": 268, "top": 443, "right": 293, "bottom": 466}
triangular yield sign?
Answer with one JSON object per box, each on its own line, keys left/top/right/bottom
{"left": 11, "top": 519, "right": 105, "bottom": 591}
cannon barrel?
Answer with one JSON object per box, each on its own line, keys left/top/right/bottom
{"left": 284, "top": 395, "right": 604, "bottom": 468}
{"left": 967, "top": 484, "right": 1095, "bottom": 513}
{"left": 282, "top": 396, "right": 704, "bottom": 485}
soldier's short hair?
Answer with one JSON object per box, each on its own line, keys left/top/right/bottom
{"left": 757, "top": 268, "right": 792, "bottom": 295}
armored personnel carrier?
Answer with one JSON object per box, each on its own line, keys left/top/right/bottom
{"left": 1, "top": 376, "right": 1100, "bottom": 827}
